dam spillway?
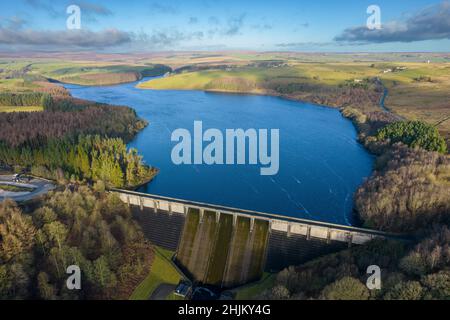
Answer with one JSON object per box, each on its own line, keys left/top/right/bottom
{"left": 115, "top": 189, "right": 399, "bottom": 288}
{"left": 174, "top": 210, "right": 269, "bottom": 287}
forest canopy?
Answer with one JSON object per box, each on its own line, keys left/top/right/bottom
{"left": 376, "top": 121, "right": 447, "bottom": 154}
{"left": 0, "top": 97, "right": 154, "bottom": 188}
{"left": 0, "top": 187, "right": 154, "bottom": 299}
{"left": 354, "top": 144, "right": 450, "bottom": 233}
{"left": 0, "top": 96, "right": 147, "bottom": 147}
{"left": 259, "top": 226, "right": 450, "bottom": 300}
{"left": 0, "top": 92, "right": 44, "bottom": 106}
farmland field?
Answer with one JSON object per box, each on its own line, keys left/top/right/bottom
{"left": 138, "top": 59, "right": 450, "bottom": 143}
{"left": 2, "top": 53, "right": 449, "bottom": 143}
{"left": 0, "top": 106, "right": 42, "bottom": 112}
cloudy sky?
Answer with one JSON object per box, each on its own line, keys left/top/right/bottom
{"left": 0, "top": 0, "right": 449, "bottom": 52}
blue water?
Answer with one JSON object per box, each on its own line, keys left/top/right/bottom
{"left": 65, "top": 78, "right": 373, "bottom": 225}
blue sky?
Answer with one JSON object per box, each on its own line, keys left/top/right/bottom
{"left": 0, "top": 0, "right": 449, "bottom": 52}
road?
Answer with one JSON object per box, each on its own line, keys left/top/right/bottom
{"left": 0, "top": 175, "right": 56, "bottom": 202}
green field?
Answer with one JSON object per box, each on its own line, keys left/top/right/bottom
{"left": 1, "top": 53, "right": 448, "bottom": 142}
{"left": 138, "top": 60, "right": 450, "bottom": 143}
{"left": 0, "top": 58, "right": 170, "bottom": 90}
{"left": 129, "top": 247, "right": 184, "bottom": 300}
{"left": 0, "top": 106, "right": 43, "bottom": 113}
{"left": 2, "top": 54, "right": 448, "bottom": 142}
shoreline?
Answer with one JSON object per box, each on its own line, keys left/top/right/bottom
{"left": 133, "top": 79, "right": 394, "bottom": 228}
{"left": 64, "top": 77, "right": 395, "bottom": 227}
{"left": 136, "top": 77, "right": 388, "bottom": 112}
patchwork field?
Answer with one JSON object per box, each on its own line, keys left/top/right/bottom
{"left": 0, "top": 58, "right": 171, "bottom": 91}
{"left": 1, "top": 52, "right": 449, "bottom": 142}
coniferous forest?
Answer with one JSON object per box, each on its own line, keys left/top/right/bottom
{"left": 0, "top": 95, "right": 156, "bottom": 188}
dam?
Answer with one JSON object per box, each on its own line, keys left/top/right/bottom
{"left": 113, "top": 189, "right": 401, "bottom": 288}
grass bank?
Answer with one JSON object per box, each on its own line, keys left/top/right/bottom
{"left": 129, "top": 247, "right": 184, "bottom": 300}
{"left": 233, "top": 273, "right": 276, "bottom": 300}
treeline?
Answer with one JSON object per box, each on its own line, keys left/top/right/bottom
{"left": 259, "top": 226, "right": 450, "bottom": 300}
{"left": 0, "top": 187, "right": 154, "bottom": 299}
{"left": 262, "top": 78, "right": 383, "bottom": 112}
{"left": 0, "top": 92, "right": 44, "bottom": 106}
{"left": 205, "top": 77, "right": 257, "bottom": 92}
{"left": 0, "top": 135, "right": 156, "bottom": 188}
{"left": 139, "top": 64, "right": 172, "bottom": 77}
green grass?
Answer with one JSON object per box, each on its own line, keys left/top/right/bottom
{"left": 137, "top": 63, "right": 380, "bottom": 91}
{"left": 129, "top": 247, "right": 183, "bottom": 300}
{"left": 0, "top": 106, "right": 43, "bottom": 113}
{"left": 0, "top": 58, "right": 170, "bottom": 90}
{"left": 234, "top": 273, "right": 276, "bottom": 300}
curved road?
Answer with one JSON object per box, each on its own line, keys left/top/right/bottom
{"left": 0, "top": 175, "right": 55, "bottom": 202}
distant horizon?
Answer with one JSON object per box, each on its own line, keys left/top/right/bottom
{"left": 1, "top": 0, "right": 449, "bottom": 53}
{"left": 1, "top": 50, "right": 449, "bottom": 55}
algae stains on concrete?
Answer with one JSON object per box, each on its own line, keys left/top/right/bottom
{"left": 222, "top": 218, "right": 269, "bottom": 288}
{"left": 176, "top": 210, "right": 269, "bottom": 288}
{"left": 185, "top": 210, "right": 218, "bottom": 281}
{"left": 204, "top": 213, "right": 233, "bottom": 286}
{"left": 175, "top": 208, "right": 200, "bottom": 276}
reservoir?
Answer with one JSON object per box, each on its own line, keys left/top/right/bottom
{"left": 65, "top": 78, "right": 373, "bottom": 225}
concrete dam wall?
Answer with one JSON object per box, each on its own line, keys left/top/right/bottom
{"left": 132, "top": 206, "right": 184, "bottom": 251}
{"left": 115, "top": 190, "right": 398, "bottom": 288}
{"left": 175, "top": 209, "right": 269, "bottom": 287}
